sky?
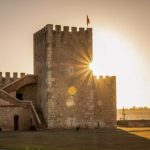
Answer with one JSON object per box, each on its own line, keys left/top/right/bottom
{"left": 0, "top": 0, "right": 150, "bottom": 108}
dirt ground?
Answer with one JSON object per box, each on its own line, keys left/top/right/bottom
{"left": 0, "top": 127, "right": 150, "bottom": 150}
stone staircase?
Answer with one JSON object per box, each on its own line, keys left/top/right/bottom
{"left": 36, "top": 110, "right": 47, "bottom": 129}
{"left": 0, "top": 74, "right": 44, "bottom": 130}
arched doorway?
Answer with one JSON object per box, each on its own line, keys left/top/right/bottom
{"left": 16, "top": 93, "right": 23, "bottom": 100}
{"left": 14, "top": 115, "right": 19, "bottom": 130}
{"left": 16, "top": 83, "right": 37, "bottom": 108}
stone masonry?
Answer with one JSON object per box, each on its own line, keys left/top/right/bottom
{"left": 0, "top": 74, "right": 41, "bottom": 131}
{"left": 34, "top": 24, "right": 116, "bottom": 128}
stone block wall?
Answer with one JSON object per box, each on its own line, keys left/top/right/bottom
{"left": 16, "top": 83, "right": 38, "bottom": 108}
{"left": 0, "top": 98, "right": 33, "bottom": 131}
{"left": 93, "top": 76, "right": 116, "bottom": 127}
{"left": 34, "top": 26, "right": 49, "bottom": 123}
{"left": 34, "top": 24, "right": 116, "bottom": 128}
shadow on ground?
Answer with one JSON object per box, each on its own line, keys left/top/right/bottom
{"left": 0, "top": 128, "right": 150, "bottom": 150}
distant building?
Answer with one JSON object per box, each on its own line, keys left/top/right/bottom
{"left": 117, "top": 107, "right": 150, "bottom": 120}
{"left": 0, "top": 24, "right": 116, "bottom": 131}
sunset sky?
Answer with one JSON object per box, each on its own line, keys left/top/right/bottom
{"left": 0, "top": 0, "right": 150, "bottom": 108}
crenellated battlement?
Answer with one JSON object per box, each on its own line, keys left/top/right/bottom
{"left": 0, "top": 72, "right": 26, "bottom": 88}
{"left": 92, "top": 75, "right": 116, "bottom": 88}
{"left": 34, "top": 24, "right": 92, "bottom": 43}
{"left": 34, "top": 24, "right": 92, "bottom": 34}
{"left": 93, "top": 75, "right": 116, "bottom": 80}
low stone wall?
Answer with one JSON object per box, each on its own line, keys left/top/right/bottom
{"left": 117, "top": 120, "right": 150, "bottom": 127}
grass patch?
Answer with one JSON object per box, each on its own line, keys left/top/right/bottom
{"left": 0, "top": 145, "right": 45, "bottom": 150}
{"left": 0, "top": 128, "right": 150, "bottom": 150}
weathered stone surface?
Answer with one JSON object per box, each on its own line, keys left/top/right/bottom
{"left": 0, "top": 90, "right": 40, "bottom": 131}
{"left": 34, "top": 24, "right": 116, "bottom": 128}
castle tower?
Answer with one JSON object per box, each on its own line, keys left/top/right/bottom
{"left": 34, "top": 24, "right": 116, "bottom": 128}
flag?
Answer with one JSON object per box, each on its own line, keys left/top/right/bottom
{"left": 87, "top": 15, "right": 90, "bottom": 27}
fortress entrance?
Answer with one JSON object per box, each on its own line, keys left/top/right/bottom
{"left": 14, "top": 115, "right": 19, "bottom": 130}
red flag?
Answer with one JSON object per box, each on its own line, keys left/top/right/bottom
{"left": 87, "top": 15, "right": 90, "bottom": 27}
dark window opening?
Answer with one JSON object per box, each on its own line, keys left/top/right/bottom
{"left": 16, "top": 93, "right": 23, "bottom": 100}
{"left": 14, "top": 115, "right": 19, "bottom": 130}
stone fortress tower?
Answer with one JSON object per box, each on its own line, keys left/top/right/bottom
{"left": 34, "top": 24, "right": 116, "bottom": 128}
{"left": 0, "top": 24, "right": 116, "bottom": 130}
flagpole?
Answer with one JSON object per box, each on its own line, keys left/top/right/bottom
{"left": 87, "top": 15, "right": 90, "bottom": 28}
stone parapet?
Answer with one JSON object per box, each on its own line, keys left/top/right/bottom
{"left": 0, "top": 72, "right": 26, "bottom": 88}
{"left": 34, "top": 24, "right": 92, "bottom": 34}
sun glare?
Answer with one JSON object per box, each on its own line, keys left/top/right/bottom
{"left": 92, "top": 28, "right": 143, "bottom": 108}
{"left": 89, "top": 61, "right": 99, "bottom": 75}
{"left": 89, "top": 62, "right": 94, "bottom": 71}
